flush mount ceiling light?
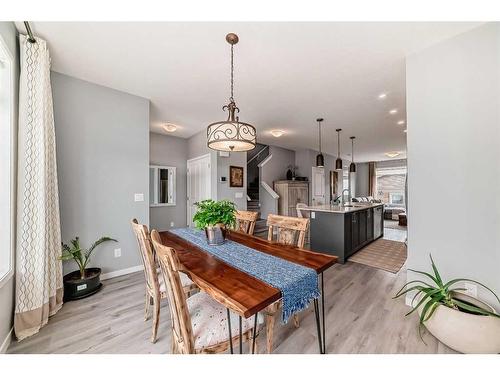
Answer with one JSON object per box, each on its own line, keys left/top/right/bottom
{"left": 389, "top": 109, "right": 398, "bottom": 115}
{"left": 397, "top": 120, "right": 406, "bottom": 125}
{"left": 163, "top": 123, "right": 178, "bottom": 132}
{"left": 271, "top": 129, "right": 285, "bottom": 138}
{"left": 335, "top": 128, "right": 343, "bottom": 170}
{"left": 349, "top": 136, "right": 356, "bottom": 173}
{"left": 206, "top": 33, "right": 256, "bottom": 152}
{"left": 385, "top": 151, "right": 401, "bottom": 158}
{"left": 315, "top": 118, "right": 324, "bottom": 168}
{"left": 378, "top": 93, "right": 387, "bottom": 100}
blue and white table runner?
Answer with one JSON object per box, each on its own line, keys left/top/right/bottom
{"left": 170, "top": 228, "right": 320, "bottom": 323}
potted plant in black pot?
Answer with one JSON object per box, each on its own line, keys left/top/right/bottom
{"left": 193, "top": 199, "right": 236, "bottom": 245}
{"left": 60, "top": 236, "right": 117, "bottom": 301}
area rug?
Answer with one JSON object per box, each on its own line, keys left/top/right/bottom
{"left": 348, "top": 239, "right": 407, "bottom": 273}
{"left": 384, "top": 220, "right": 407, "bottom": 231}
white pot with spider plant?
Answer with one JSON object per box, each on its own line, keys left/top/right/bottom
{"left": 394, "top": 255, "right": 500, "bottom": 353}
{"left": 60, "top": 236, "right": 117, "bottom": 301}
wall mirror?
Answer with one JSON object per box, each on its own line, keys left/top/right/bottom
{"left": 149, "top": 166, "right": 176, "bottom": 206}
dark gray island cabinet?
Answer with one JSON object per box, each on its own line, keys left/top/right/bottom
{"left": 304, "top": 204, "right": 384, "bottom": 263}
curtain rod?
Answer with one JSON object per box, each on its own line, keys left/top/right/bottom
{"left": 23, "top": 21, "right": 36, "bottom": 43}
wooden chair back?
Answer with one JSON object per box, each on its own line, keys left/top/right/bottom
{"left": 266, "top": 214, "right": 309, "bottom": 248}
{"left": 235, "top": 210, "right": 259, "bottom": 235}
{"left": 296, "top": 203, "right": 310, "bottom": 219}
{"left": 131, "top": 219, "right": 159, "bottom": 297}
{"left": 150, "top": 230, "right": 195, "bottom": 354}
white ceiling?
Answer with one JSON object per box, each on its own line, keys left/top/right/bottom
{"left": 17, "top": 22, "right": 482, "bottom": 162}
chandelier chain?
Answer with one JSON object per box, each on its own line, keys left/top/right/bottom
{"left": 230, "top": 44, "right": 234, "bottom": 102}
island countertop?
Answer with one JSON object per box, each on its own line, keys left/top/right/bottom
{"left": 300, "top": 202, "right": 384, "bottom": 214}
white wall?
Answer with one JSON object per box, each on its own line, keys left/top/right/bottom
{"left": 406, "top": 23, "right": 500, "bottom": 309}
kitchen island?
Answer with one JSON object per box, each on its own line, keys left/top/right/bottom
{"left": 301, "top": 203, "right": 384, "bottom": 263}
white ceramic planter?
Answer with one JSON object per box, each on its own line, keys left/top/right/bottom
{"left": 418, "top": 292, "right": 500, "bottom": 353}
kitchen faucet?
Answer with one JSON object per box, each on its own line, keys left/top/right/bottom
{"left": 332, "top": 189, "right": 350, "bottom": 205}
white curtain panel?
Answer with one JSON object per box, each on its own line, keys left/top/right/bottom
{"left": 14, "top": 35, "right": 63, "bottom": 341}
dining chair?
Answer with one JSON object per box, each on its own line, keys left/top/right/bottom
{"left": 265, "top": 213, "right": 310, "bottom": 353}
{"left": 296, "top": 203, "right": 310, "bottom": 244}
{"left": 235, "top": 210, "right": 259, "bottom": 235}
{"left": 131, "top": 219, "right": 198, "bottom": 343}
{"left": 150, "top": 230, "right": 259, "bottom": 354}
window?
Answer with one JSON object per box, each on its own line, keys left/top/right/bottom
{"left": 375, "top": 162, "right": 407, "bottom": 207}
{"left": 0, "top": 36, "right": 14, "bottom": 286}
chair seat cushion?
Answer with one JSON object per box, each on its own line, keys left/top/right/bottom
{"left": 158, "top": 268, "right": 193, "bottom": 292}
{"left": 187, "top": 291, "right": 256, "bottom": 350}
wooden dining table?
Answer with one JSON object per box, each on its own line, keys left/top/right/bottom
{"left": 159, "top": 229, "right": 337, "bottom": 354}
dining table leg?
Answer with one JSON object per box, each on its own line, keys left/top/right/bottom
{"left": 313, "top": 299, "right": 323, "bottom": 354}
{"left": 252, "top": 314, "right": 258, "bottom": 354}
{"left": 321, "top": 272, "right": 326, "bottom": 354}
{"left": 226, "top": 308, "right": 234, "bottom": 354}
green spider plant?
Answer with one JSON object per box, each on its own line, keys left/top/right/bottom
{"left": 394, "top": 254, "right": 500, "bottom": 342}
{"left": 60, "top": 236, "right": 117, "bottom": 279}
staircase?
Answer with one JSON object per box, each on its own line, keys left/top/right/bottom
{"left": 246, "top": 144, "right": 270, "bottom": 236}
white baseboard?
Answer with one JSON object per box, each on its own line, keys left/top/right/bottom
{"left": 0, "top": 327, "right": 13, "bottom": 354}
{"left": 101, "top": 265, "right": 143, "bottom": 281}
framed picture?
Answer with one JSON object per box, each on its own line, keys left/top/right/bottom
{"left": 229, "top": 166, "right": 244, "bottom": 188}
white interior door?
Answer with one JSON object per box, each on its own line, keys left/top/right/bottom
{"left": 311, "top": 167, "right": 326, "bottom": 205}
{"left": 187, "top": 154, "right": 212, "bottom": 227}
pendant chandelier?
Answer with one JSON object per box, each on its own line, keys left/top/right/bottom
{"left": 207, "top": 33, "right": 256, "bottom": 152}
{"left": 349, "top": 136, "right": 356, "bottom": 173}
{"left": 316, "top": 118, "right": 324, "bottom": 168}
{"left": 335, "top": 128, "right": 343, "bottom": 170}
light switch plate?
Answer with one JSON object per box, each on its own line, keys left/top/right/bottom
{"left": 134, "top": 193, "right": 144, "bottom": 202}
{"left": 235, "top": 192, "right": 243, "bottom": 198}
{"left": 311, "top": 212, "right": 316, "bottom": 219}
{"left": 170, "top": 222, "right": 175, "bottom": 227}
{"left": 114, "top": 248, "right": 122, "bottom": 258}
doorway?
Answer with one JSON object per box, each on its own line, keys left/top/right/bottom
{"left": 187, "top": 154, "right": 212, "bottom": 227}
{"left": 311, "top": 166, "right": 326, "bottom": 205}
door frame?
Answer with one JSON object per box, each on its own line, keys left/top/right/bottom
{"left": 187, "top": 153, "right": 212, "bottom": 227}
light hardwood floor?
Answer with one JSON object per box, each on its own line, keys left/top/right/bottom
{"left": 8, "top": 241, "right": 454, "bottom": 354}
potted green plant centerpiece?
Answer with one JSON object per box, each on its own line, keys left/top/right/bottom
{"left": 193, "top": 199, "right": 236, "bottom": 245}
{"left": 394, "top": 255, "right": 500, "bottom": 353}
{"left": 60, "top": 236, "right": 117, "bottom": 301}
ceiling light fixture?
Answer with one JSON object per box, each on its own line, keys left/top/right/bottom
{"left": 271, "top": 129, "right": 285, "bottom": 138}
{"left": 404, "top": 129, "right": 408, "bottom": 133}
{"left": 163, "top": 123, "right": 178, "bottom": 132}
{"left": 389, "top": 109, "right": 398, "bottom": 115}
{"left": 335, "top": 128, "right": 343, "bottom": 170}
{"left": 397, "top": 120, "right": 405, "bottom": 125}
{"left": 378, "top": 93, "right": 387, "bottom": 100}
{"left": 316, "top": 118, "right": 324, "bottom": 168}
{"left": 349, "top": 136, "right": 356, "bottom": 173}
{"left": 385, "top": 151, "right": 401, "bottom": 158}
{"left": 206, "top": 33, "right": 256, "bottom": 152}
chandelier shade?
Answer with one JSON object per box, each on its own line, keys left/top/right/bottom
{"left": 206, "top": 33, "right": 256, "bottom": 152}
{"left": 207, "top": 121, "right": 256, "bottom": 152}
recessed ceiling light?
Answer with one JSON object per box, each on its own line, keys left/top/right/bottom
{"left": 397, "top": 120, "right": 405, "bottom": 125}
{"left": 403, "top": 129, "right": 407, "bottom": 133}
{"left": 270, "top": 129, "right": 285, "bottom": 138}
{"left": 389, "top": 109, "right": 398, "bottom": 115}
{"left": 163, "top": 123, "right": 177, "bottom": 132}
{"left": 378, "top": 93, "right": 387, "bottom": 100}
{"left": 385, "top": 151, "right": 401, "bottom": 158}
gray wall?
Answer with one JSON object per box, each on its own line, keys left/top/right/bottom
{"left": 0, "top": 21, "right": 18, "bottom": 351}
{"left": 52, "top": 73, "right": 150, "bottom": 276}
{"left": 259, "top": 145, "right": 295, "bottom": 218}
{"left": 149, "top": 133, "right": 187, "bottom": 230}
{"left": 406, "top": 23, "right": 500, "bottom": 309}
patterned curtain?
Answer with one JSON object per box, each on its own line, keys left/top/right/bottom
{"left": 368, "top": 162, "right": 377, "bottom": 197}
{"left": 14, "top": 35, "right": 63, "bottom": 341}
